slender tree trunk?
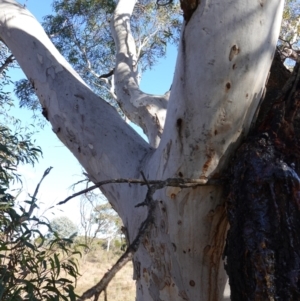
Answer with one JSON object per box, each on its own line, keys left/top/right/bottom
{"left": 0, "top": 0, "right": 285, "bottom": 300}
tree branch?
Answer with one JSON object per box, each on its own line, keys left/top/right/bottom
{"left": 57, "top": 176, "right": 222, "bottom": 205}
{"left": 111, "top": 0, "right": 168, "bottom": 147}
{"left": 0, "top": 0, "right": 151, "bottom": 187}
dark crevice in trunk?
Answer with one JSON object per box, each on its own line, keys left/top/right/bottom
{"left": 180, "top": 0, "right": 199, "bottom": 22}
{"left": 224, "top": 55, "right": 300, "bottom": 300}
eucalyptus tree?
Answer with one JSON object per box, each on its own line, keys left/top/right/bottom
{"left": 0, "top": 0, "right": 298, "bottom": 300}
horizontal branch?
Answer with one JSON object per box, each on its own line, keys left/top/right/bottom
{"left": 57, "top": 176, "right": 223, "bottom": 205}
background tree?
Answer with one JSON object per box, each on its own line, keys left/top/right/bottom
{"left": 278, "top": 0, "right": 300, "bottom": 63}
{"left": 49, "top": 216, "right": 78, "bottom": 240}
{"left": 0, "top": 0, "right": 295, "bottom": 300}
{"left": 79, "top": 191, "right": 122, "bottom": 251}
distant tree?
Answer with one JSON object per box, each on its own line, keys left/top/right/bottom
{"left": 49, "top": 216, "right": 78, "bottom": 240}
{"left": 79, "top": 190, "right": 122, "bottom": 251}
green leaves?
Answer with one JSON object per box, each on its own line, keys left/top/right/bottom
{"left": 0, "top": 181, "right": 81, "bottom": 300}
{"left": 0, "top": 125, "right": 42, "bottom": 187}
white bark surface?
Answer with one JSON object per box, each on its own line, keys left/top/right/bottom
{"left": 0, "top": 0, "right": 284, "bottom": 300}
{"left": 111, "top": 0, "right": 168, "bottom": 147}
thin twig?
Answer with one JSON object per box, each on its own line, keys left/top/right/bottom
{"left": 5, "top": 167, "right": 52, "bottom": 234}
{"left": 19, "top": 167, "right": 52, "bottom": 223}
{"left": 57, "top": 177, "right": 222, "bottom": 206}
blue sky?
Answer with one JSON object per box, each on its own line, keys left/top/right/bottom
{"left": 5, "top": 0, "right": 177, "bottom": 226}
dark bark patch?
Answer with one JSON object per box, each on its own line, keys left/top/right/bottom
{"left": 189, "top": 280, "right": 195, "bottom": 287}
{"left": 176, "top": 118, "right": 184, "bottom": 151}
{"left": 176, "top": 118, "right": 182, "bottom": 130}
{"left": 42, "top": 107, "right": 49, "bottom": 121}
{"left": 172, "top": 243, "right": 177, "bottom": 252}
{"left": 229, "top": 45, "right": 240, "bottom": 61}
{"left": 225, "top": 60, "right": 300, "bottom": 301}
{"left": 180, "top": 0, "right": 199, "bottom": 22}
{"left": 225, "top": 134, "right": 300, "bottom": 300}
{"left": 225, "top": 82, "right": 231, "bottom": 91}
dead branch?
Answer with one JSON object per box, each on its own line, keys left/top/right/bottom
{"left": 58, "top": 177, "right": 222, "bottom": 205}
{"left": 99, "top": 69, "right": 114, "bottom": 79}
{"left": 5, "top": 167, "right": 52, "bottom": 235}
{"left": 77, "top": 173, "right": 161, "bottom": 301}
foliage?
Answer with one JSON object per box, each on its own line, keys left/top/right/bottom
{"left": 0, "top": 198, "right": 80, "bottom": 300}
{"left": 0, "top": 44, "right": 13, "bottom": 110}
{"left": 49, "top": 216, "right": 78, "bottom": 240}
{"left": 0, "top": 64, "right": 80, "bottom": 299}
{"left": 278, "top": 0, "right": 300, "bottom": 65}
{"left": 0, "top": 125, "right": 42, "bottom": 187}
{"left": 0, "top": 164, "right": 81, "bottom": 301}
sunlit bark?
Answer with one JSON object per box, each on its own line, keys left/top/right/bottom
{"left": 111, "top": 0, "right": 167, "bottom": 147}
{"left": 0, "top": 0, "right": 284, "bottom": 300}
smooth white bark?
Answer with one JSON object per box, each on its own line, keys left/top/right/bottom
{"left": 111, "top": 0, "right": 168, "bottom": 147}
{"left": 0, "top": 0, "right": 284, "bottom": 300}
{"left": 141, "top": 1, "right": 284, "bottom": 300}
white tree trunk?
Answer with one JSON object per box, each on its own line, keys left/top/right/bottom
{"left": 0, "top": 0, "right": 284, "bottom": 300}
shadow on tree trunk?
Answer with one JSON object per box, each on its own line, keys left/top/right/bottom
{"left": 224, "top": 54, "right": 300, "bottom": 300}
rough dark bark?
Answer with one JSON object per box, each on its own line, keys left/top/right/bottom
{"left": 224, "top": 58, "right": 300, "bottom": 300}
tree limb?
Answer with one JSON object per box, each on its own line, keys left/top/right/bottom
{"left": 111, "top": 0, "right": 168, "bottom": 147}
